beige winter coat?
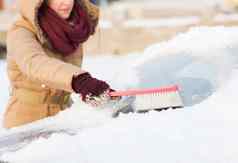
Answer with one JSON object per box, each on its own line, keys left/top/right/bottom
{"left": 4, "top": 0, "right": 99, "bottom": 129}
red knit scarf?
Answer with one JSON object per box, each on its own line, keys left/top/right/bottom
{"left": 38, "top": 2, "right": 95, "bottom": 56}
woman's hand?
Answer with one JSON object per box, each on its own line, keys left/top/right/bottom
{"left": 71, "top": 72, "right": 114, "bottom": 107}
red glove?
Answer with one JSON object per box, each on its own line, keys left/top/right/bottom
{"left": 71, "top": 72, "right": 110, "bottom": 102}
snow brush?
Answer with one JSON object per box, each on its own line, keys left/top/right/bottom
{"left": 108, "top": 85, "right": 184, "bottom": 116}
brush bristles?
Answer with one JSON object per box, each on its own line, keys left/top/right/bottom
{"left": 133, "top": 91, "right": 183, "bottom": 111}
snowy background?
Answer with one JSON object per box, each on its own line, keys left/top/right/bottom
{"left": 1, "top": 26, "right": 238, "bottom": 162}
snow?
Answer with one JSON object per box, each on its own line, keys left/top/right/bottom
{"left": 1, "top": 26, "right": 238, "bottom": 162}
{"left": 99, "top": 16, "right": 201, "bottom": 29}
{"left": 113, "top": 0, "right": 223, "bottom": 10}
{"left": 99, "top": 20, "right": 113, "bottom": 29}
{"left": 214, "top": 13, "right": 238, "bottom": 22}
{"left": 0, "top": 60, "right": 9, "bottom": 129}
{"left": 132, "top": 26, "right": 238, "bottom": 105}
{"left": 123, "top": 16, "right": 200, "bottom": 28}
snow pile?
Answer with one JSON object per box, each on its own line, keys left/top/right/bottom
{"left": 2, "top": 26, "right": 238, "bottom": 163}
{"left": 2, "top": 71, "right": 238, "bottom": 163}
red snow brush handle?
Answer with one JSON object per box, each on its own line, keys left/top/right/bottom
{"left": 109, "top": 85, "right": 179, "bottom": 97}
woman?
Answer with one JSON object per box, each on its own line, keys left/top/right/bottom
{"left": 4, "top": 0, "right": 113, "bottom": 129}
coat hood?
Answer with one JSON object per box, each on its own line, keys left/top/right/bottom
{"left": 16, "top": 0, "right": 99, "bottom": 43}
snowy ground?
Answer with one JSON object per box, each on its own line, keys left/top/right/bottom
{"left": 1, "top": 26, "right": 238, "bottom": 162}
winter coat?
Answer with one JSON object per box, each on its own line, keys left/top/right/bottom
{"left": 3, "top": 0, "right": 99, "bottom": 129}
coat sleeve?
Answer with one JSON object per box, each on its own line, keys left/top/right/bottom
{"left": 7, "top": 26, "right": 85, "bottom": 93}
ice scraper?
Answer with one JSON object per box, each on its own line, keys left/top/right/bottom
{"left": 105, "top": 85, "right": 184, "bottom": 116}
